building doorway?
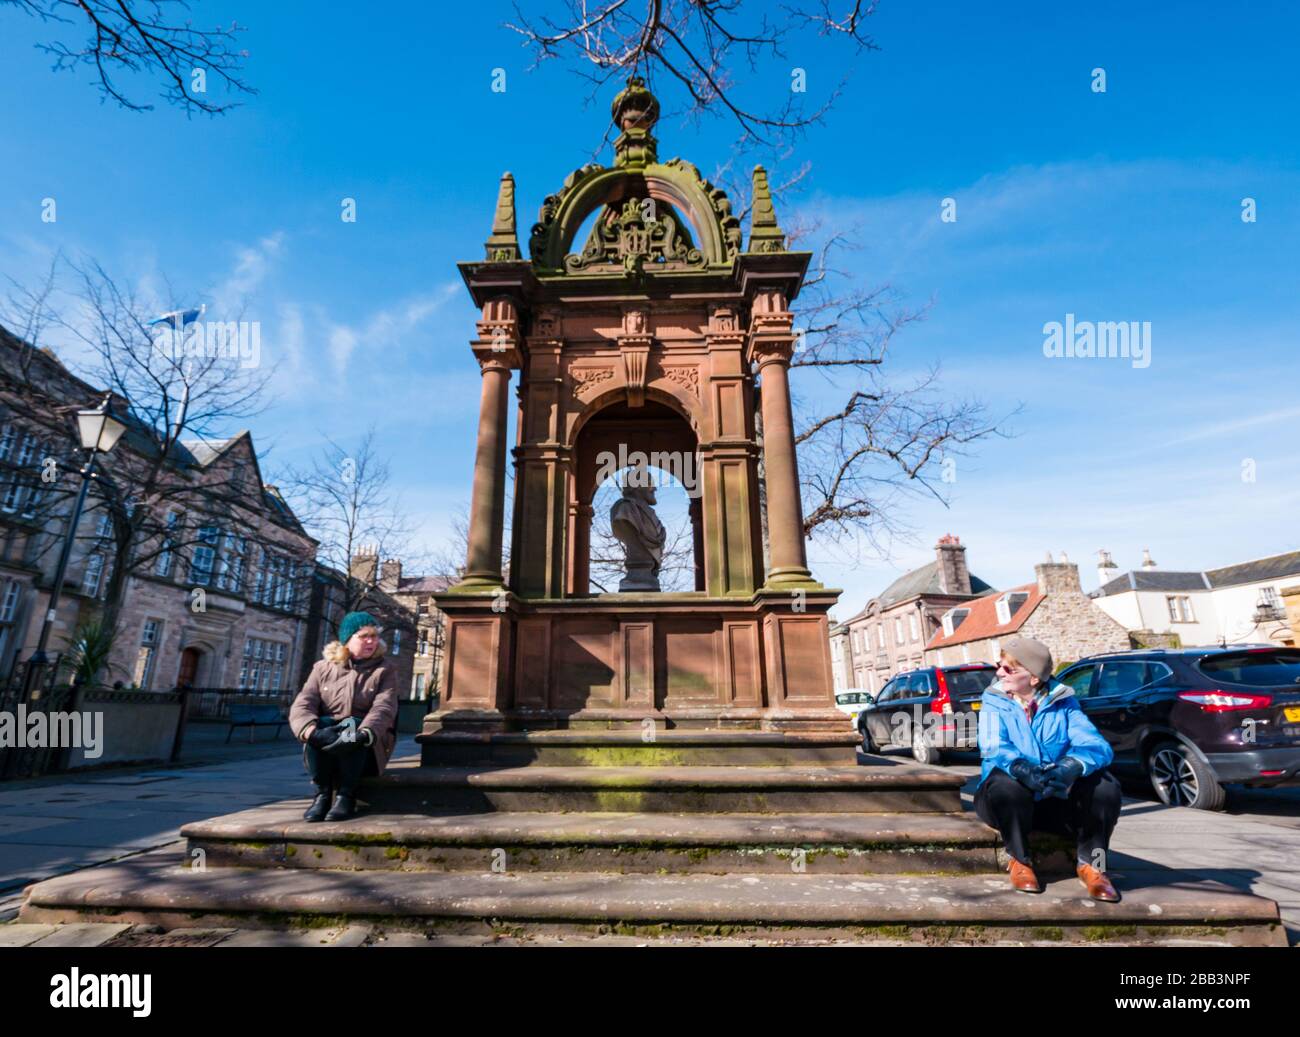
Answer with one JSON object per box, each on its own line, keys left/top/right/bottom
{"left": 177, "top": 646, "right": 202, "bottom": 689}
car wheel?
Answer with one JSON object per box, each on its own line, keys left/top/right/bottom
{"left": 859, "top": 720, "right": 879, "bottom": 755}
{"left": 1147, "top": 741, "right": 1226, "bottom": 811}
{"left": 912, "top": 727, "right": 944, "bottom": 767}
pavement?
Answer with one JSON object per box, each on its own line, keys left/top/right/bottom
{"left": 1, "top": 733, "right": 1297, "bottom": 946}
{"left": 920, "top": 747, "right": 1300, "bottom": 946}
{"left": 0, "top": 722, "right": 423, "bottom": 913}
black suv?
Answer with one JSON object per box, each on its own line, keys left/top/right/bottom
{"left": 857, "top": 664, "right": 998, "bottom": 765}
{"left": 1057, "top": 646, "right": 1300, "bottom": 811}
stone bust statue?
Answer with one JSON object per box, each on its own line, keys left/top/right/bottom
{"left": 609, "top": 483, "right": 666, "bottom": 591}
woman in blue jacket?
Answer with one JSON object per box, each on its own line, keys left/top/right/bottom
{"left": 975, "top": 635, "right": 1122, "bottom": 901}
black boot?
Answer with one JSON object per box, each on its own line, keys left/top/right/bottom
{"left": 324, "top": 791, "right": 358, "bottom": 822}
{"left": 303, "top": 786, "right": 333, "bottom": 823}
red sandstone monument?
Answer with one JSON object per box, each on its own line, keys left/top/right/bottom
{"left": 431, "top": 78, "right": 843, "bottom": 739}
{"left": 15, "top": 82, "right": 1284, "bottom": 947}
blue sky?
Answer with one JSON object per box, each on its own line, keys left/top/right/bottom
{"left": 1, "top": 1, "right": 1297, "bottom": 612}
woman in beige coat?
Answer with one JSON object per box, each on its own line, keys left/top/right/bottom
{"left": 289, "top": 611, "right": 399, "bottom": 822}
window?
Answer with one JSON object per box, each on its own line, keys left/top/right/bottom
{"left": 418, "top": 631, "right": 428, "bottom": 656}
{"left": 989, "top": 637, "right": 1000, "bottom": 662}
{"left": 94, "top": 511, "right": 114, "bottom": 540}
{"left": 942, "top": 608, "right": 970, "bottom": 637}
{"left": 188, "top": 525, "right": 219, "bottom": 585}
{"left": 240, "top": 637, "right": 289, "bottom": 691}
{"left": 134, "top": 619, "right": 161, "bottom": 689}
{"left": 1197, "top": 649, "right": 1300, "bottom": 688}
{"left": 894, "top": 618, "right": 904, "bottom": 645}
{"left": 0, "top": 424, "right": 16, "bottom": 461}
{"left": 876, "top": 623, "right": 884, "bottom": 649}
{"left": 391, "top": 629, "right": 402, "bottom": 656}
{"left": 218, "top": 534, "right": 246, "bottom": 592}
{"left": 1260, "top": 587, "right": 1280, "bottom": 608}
{"left": 1057, "top": 664, "right": 1097, "bottom": 699}
{"left": 413, "top": 673, "right": 426, "bottom": 699}
{"left": 155, "top": 512, "right": 180, "bottom": 577}
{"left": 908, "top": 613, "right": 919, "bottom": 642}
{"left": 0, "top": 580, "right": 20, "bottom": 622}
{"left": 81, "top": 554, "right": 104, "bottom": 597}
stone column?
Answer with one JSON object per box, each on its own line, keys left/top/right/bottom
{"left": 749, "top": 292, "right": 815, "bottom": 587}
{"left": 455, "top": 299, "right": 522, "bottom": 591}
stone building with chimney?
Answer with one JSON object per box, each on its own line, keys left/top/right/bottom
{"left": 834, "top": 535, "right": 996, "bottom": 694}
{"left": 926, "top": 552, "right": 1130, "bottom": 670}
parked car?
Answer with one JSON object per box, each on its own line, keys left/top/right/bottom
{"left": 1056, "top": 646, "right": 1300, "bottom": 811}
{"left": 834, "top": 689, "right": 874, "bottom": 726}
{"left": 857, "top": 664, "right": 998, "bottom": 765}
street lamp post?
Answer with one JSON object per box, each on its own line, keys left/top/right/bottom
{"left": 21, "top": 393, "right": 128, "bottom": 699}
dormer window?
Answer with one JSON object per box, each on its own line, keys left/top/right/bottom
{"left": 941, "top": 608, "right": 970, "bottom": 637}
{"left": 996, "top": 591, "right": 1029, "bottom": 625}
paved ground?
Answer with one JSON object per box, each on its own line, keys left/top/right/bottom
{"left": 0, "top": 725, "right": 423, "bottom": 912}
{"left": 888, "top": 747, "right": 1300, "bottom": 945}
{"left": 1, "top": 736, "right": 1297, "bottom": 945}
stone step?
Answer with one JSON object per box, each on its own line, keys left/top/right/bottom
{"left": 18, "top": 846, "right": 1286, "bottom": 946}
{"left": 418, "top": 729, "right": 861, "bottom": 768}
{"left": 360, "top": 762, "right": 964, "bottom": 814}
{"left": 183, "top": 805, "right": 1002, "bottom": 875}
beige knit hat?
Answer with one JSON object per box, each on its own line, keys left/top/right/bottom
{"left": 1002, "top": 635, "right": 1053, "bottom": 684}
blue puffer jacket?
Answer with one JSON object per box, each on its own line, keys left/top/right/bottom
{"left": 977, "top": 678, "right": 1113, "bottom": 796}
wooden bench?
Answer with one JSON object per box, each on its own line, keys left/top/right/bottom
{"left": 225, "top": 703, "right": 286, "bottom": 743}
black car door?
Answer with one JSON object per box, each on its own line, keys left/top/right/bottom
{"left": 1091, "top": 660, "right": 1165, "bottom": 769}
{"left": 866, "top": 678, "right": 900, "bottom": 744}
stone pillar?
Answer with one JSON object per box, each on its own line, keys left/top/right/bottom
{"left": 455, "top": 299, "right": 522, "bottom": 591}
{"left": 689, "top": 497, "right": 705, "bottom": 591}
{"left": 748, "top": 292, "right": 815, "bottom": 587}
{"left": 568, "top": 502, "right": 594, "bottom": 595}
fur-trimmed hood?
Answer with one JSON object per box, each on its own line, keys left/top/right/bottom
{"left": 321, "top": 638, "right": 388, "bottom": 667}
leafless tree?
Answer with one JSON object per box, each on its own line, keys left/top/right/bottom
{"left": 511, "top": 2, "right": 1013, "bottom": 564}
{"left": 3, "top": 0, "right": 254, "bottom": 113}
{"left": 275, "top": 428, "right": 421, "bottom": 613}
{"left": 507, "top": 0, "right": 877, "bottom": 151}
{"left": 0, "top": 254, "right": 297, "bottom": 645}
{"left": 588, "top": 475, "right": 696, "bottom": 593}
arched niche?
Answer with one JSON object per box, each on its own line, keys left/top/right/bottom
{"left": 568, "top": 395, "right": 705, "bottom": 595}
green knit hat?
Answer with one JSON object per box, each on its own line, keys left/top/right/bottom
{"left": 339, "top": 611, "right": 379, "bottom": 645}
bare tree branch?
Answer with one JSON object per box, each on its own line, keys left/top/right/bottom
{"left": 3, "top": 0, "right": 254, "bottom": 114}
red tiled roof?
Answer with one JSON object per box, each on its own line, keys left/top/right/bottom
{"left": 925, "top": 581, "right": 1043, "bottom": 649}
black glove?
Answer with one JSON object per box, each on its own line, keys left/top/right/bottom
{"left": 1009, "top": 758, "right": 1050, "bottom": 793}
{"left": 322, "top": 717, "right": 364, "bottom": 752}
{"left": 1042, "top": 757, "right": 1084, "bottom": 798}
{"left": 307, "top": 724, "right": 339, "bottom": 749}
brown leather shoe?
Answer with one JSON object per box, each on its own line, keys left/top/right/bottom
{"left": 1008, "top": 858, "right": 1042, "bottom": 894}
{"left": 1077, "top": 862, "right": 1120, "bottom": 902}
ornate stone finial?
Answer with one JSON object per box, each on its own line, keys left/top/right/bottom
{"left": 747, "top": 165, "right": 787, "bottom": 253}
{"left": 612, "top": 77, "right": 660, "bottom": 168}
{"left": 484, "top": 172, "right": 521, "bottom": 261}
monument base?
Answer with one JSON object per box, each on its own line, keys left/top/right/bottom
{"left": 430, "top": 588, "right": 844, "bottom": 739}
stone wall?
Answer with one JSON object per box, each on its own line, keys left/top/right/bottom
{"left": 1022, "top": 562, "right": 1130, "bottom": 667}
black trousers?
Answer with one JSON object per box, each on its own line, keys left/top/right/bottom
{"left": 304, "top": 741, "right": 378, "bottom": 796}
{"left": 974, "top": 766, "right": 1122, "bottom": 868}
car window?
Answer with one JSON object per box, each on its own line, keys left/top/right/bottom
{"left": 907, "top": 671, "right": 932, "bottom": 696}
{"left": 1058, "top": 664, "right": 1096, "bottom": 698}
{"left": 877, "top": 679, "right": 900, "bottom": 703}
{"left": 1197, "top": 649, "right": 1300, "bottom": 688}
{"left": 944, "top": 668, "right": 997, "bottom": 697}
{"left": 1097, "top": 661, "right": 1153, "bottom": 696}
